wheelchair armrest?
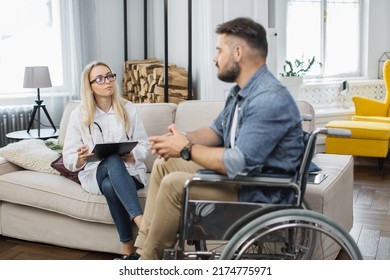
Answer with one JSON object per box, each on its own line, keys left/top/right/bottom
{"left": 194, "top": 169, "right": 294, "bottom": 184}
{"left": 185, "top": 169, "right": 301, "bottom": 205}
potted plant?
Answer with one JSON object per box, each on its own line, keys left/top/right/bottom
{"left": 279, "top": 56, "right": 322, "bottom": 99}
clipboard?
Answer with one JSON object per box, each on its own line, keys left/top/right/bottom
{"left": 88, "top": 141, "right": 138, "bottom": 162}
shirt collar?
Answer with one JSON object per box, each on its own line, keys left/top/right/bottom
{"left": 240, "top": 64, "right": 268, "bottom": 97}
{"left": 94, "top": 106, "right": 115, "bottom": 118}
{"left": 230, "top": 64, "right": 268, "bottom": 100}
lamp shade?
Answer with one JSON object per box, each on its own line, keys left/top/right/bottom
{"left": 23, "top": 66, "right": 52, "bottom": 88}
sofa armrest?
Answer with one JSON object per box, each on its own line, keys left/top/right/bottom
{"left": 0, "top": 156, "right": 24, "bottom": 176}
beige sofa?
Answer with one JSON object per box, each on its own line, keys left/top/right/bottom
{"left": 0, "top": 100, "right": 353, "bottom": 257}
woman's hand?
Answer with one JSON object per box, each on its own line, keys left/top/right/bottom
{"left": 121, "top": 152, "right": 135, "bottom": 163}
{"left": 77, "top": 144, "right": 93, "bottom": 163}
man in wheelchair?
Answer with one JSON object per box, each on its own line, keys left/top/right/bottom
{"left": 132, "top": 17, "right": 304, "bottom": 260}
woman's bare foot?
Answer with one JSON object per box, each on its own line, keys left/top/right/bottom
{"left": 133, "top": 215, "right": 143, "bottom": 229}
{"left": 123, "top": 240, "right": 135, "bottom": 256}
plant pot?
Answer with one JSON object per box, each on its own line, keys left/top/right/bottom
{"left": 278, "top": 76, "right": 303, "bottom": 100}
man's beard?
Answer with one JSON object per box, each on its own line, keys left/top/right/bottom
{"left": 217, "top": 61, "right": 240, "bottom": 83}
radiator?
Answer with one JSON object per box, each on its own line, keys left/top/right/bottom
{"left": 0, "top": 105, "right": 32, "bottom": 147}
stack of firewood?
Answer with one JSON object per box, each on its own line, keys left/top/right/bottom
{"left": 122, "top": 58, "right": 189, "bottom": 104}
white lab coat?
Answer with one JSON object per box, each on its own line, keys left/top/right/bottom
{"left": 63, "top": 102, "right": 150, "bottom": 195}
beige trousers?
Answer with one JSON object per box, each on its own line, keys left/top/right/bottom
{"left": 134, "top": 157, "right": 239, "bottom": 259}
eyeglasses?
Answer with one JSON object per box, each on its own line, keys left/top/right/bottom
{"left": 90, "top": 73, "right": 116, "bottom": 85}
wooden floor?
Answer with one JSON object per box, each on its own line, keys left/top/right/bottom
{"left": 0, "top": 157, "right": 389, "bottom": 260}
{"left": 350, "top": 157, "right": 390, "bottom": 260}
{"left": 0, "top": 236, "right": 118, "bottom": 260}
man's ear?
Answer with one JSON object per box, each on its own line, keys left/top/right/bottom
{"left": 233, "top": 44, "right": 242, "bottom": 62}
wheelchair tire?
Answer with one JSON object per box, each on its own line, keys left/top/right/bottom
{"left": 220, "top": 209, "right": 362, "bottom": 260}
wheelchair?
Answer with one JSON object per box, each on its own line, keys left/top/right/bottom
{"left": 163, "top": 125, "right": 363, "bottom": 260}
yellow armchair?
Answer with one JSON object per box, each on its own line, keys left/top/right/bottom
{"left": 352, "top": 59, "right": 390, "bottom": 123}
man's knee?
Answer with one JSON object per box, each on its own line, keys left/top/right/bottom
{"left": 150, "top": 158, "right": 182, "bottom": 184}
{"left": 160, "top": 172, "right": 188, "bottom": 195}
{"left": 152, "top": 157, "right": 166, "bottom": 172}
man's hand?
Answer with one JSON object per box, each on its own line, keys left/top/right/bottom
{"left": 149, "top": 124, "right": 188, "bottom": 160}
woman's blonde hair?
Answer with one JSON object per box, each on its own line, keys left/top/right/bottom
{"left": 80, "top": 61, "right": 130, "bottom": 133}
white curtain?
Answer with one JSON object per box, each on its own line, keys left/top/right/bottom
{"left": 60, "top": 0, "right": 87, "bottom": 100}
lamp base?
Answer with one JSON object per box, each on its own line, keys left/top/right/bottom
{"left": 27, "top": 99, "right": 57, "bottom": 137}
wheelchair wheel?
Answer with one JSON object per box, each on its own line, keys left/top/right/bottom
{"left": 187, "top": 201, "right": 315, "bottom": 260}
{"left": 220, "top": 209, "right": 362, "bottom": 260}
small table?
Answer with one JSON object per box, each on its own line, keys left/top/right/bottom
{"left": 6, "top": 129, "right": 59, "bottom": 140}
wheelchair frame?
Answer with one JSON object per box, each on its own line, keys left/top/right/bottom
{"left": 163, "top": 127, "right": 362, "bottom": 260}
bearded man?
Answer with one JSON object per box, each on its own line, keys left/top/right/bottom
{"left": 132, "top": 17, "right": 304, "bottom": 260}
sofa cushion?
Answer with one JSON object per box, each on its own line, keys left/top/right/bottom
{"left": 0, "top": 139, "right": 60, "bottom": 175}
{"left": 136, "top": 103, "right": 177, "bottom": 172}
{"left": 58, "top": 101, "right": 81, "bottom": 147}
{"left": 0, "top": 170, "right": 114, "bottom": 224}
{"left": 0, "top": 156, "right": 23, "bottom": 175}
{"left": 0, "top": 170, "right": 149, "bottom": 224}
{"left": 175, "top": 100, "right": 225, "bottom": 131}
{"left": 174, "top": 100, "right": 314, "bottom": 133}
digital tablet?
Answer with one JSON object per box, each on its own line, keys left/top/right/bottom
{"left": 88, "top": 141, "right": 138, "bottom": 162}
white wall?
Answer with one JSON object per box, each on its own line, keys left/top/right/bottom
{"left": 364, "top": 0, "right": 390, "bottom": 78}
{"left": 82, "top": 0, "right": 125, "bottom": 83}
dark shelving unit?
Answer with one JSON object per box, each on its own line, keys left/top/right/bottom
{"left": 123, "top": 0, "right": 193, "bottom": 102}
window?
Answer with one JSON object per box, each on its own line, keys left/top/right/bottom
{"left": 286, "top": 0, "right": 360, "bottom": 78}
{"left": 0, "top": 0, "right": 63, "bottom": 93}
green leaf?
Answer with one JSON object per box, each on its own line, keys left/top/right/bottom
{"left": 280, "top": 55, "right": 322, "bottom": 77}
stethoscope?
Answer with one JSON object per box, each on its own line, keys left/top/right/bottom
{"left": 88, "top": 122, "right": 129, "bottom": 144}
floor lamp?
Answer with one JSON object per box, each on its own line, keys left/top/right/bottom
{"left": 23, "top": 66, "right": 57, "bottom": 137}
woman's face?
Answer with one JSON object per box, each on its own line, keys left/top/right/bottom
{"left": 89, "top": 65, "right": 115, "bottom": 98}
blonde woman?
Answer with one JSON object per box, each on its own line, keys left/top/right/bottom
{"left": 63, "top": 61, "right": 149, "bottom": 259}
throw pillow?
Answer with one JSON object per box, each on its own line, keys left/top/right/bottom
{"left": 50, "top": 155, "right": 81, "bottom": 184}
{"left": 0, "top": 139, "right": 60, "bottom": 175}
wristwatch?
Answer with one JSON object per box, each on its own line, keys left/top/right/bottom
{"left": 180, "top": 142, "right": 194, "bottom": 161}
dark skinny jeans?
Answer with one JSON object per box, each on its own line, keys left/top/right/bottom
{"left": 96, "top": 154, "right": 143, "bottom": 242}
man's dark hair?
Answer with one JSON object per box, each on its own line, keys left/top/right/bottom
{"left": 216, "top": 17, "right": 268, "bottom": 58}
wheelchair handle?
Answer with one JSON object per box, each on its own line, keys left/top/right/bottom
{"left": 323, "top": 128, "right": 351, "bottom": 137}
{"left": 300, "top": 114, "right": 313, "bottom": 122}
{"left": 311, "top": 127, "right": 351, "bottom": 137}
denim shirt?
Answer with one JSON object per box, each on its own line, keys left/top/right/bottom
{"left": 210, "top": 65, "right": 304, "bottom": 203}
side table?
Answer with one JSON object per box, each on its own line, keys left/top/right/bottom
{"left": 6, "top": 129, "right": 59, "bottom": 140}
